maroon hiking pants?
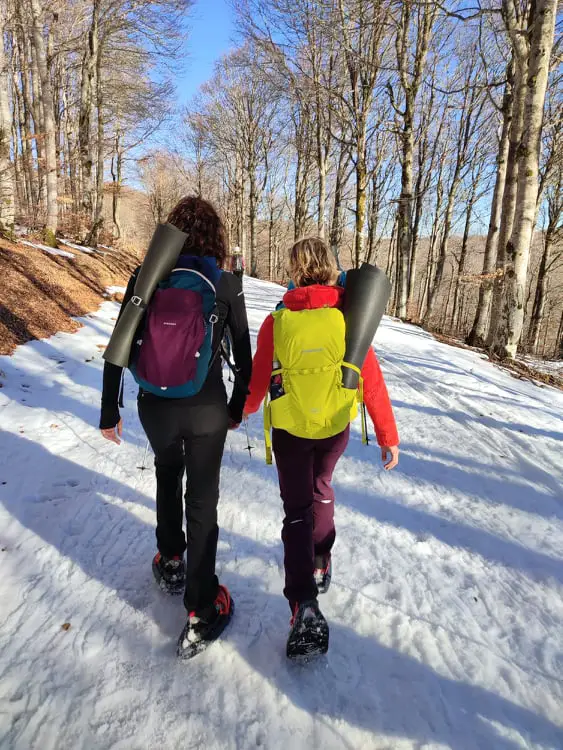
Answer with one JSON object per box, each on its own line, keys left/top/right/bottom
{"left": 272, "top": 426, "right": 350, "bottom": 610}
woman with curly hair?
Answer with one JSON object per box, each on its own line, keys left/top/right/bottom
{"left": 99, "top": 196, "right": 252, "bottom": 658}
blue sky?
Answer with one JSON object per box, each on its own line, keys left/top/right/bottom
{"left": 176, "top": 0, "right": 236, "bottom": 106}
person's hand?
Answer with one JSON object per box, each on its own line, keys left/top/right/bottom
{"left": 228, "top": 418, "right": 240, "bottom": 430}
{"left": 381, "top": 445, "right": 399, "bottom": 470}
{"left": 101, "top": 419, "right": 123, "bottom": 445}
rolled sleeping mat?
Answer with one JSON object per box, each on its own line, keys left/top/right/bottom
{"left": 342, "top": 263, "right": 392, "bottom": 389}
{"left": 103, "top": 222, "right": 187, "bottom": 368}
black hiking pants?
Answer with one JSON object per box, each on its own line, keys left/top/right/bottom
{"left": 138, "top": 391, "right": 229, "bottom": 613}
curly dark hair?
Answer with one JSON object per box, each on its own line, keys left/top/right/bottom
{"left": 167, "top": 196, "right": 227, "bottom": 268}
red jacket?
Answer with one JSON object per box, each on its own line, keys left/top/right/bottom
{"left": 244, "top": 284, "right": 399, "bottom": 447}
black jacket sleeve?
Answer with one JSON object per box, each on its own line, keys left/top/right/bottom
{"left": 223, "top": 274, "right": 252, "bottom": 423}
{"left": 99, "top": 273, "right": 136, "bottom": 429}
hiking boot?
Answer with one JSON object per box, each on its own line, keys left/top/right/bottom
{"left": 177, "top": 584, "right": 235, "bottom": 660}
{"left": 286, "top": 599, "right": 329, "bottom": 660}
{"left": 152, "top": 552, "right": 185, "bottom": 595}
{"left": 314, "top": 555, "right": 332, "bottom": 594}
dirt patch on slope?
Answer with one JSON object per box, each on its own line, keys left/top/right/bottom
{"left": 0, "top": 238, "right": 142, "bottom": 356}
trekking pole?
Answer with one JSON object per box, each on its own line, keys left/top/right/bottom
{"left": 243, "top": 417, "right": 253, "bottom": 459}
{"left": 137, "top": 438, "right": 150, "bottom": 474}
{"left": 361, "top": 403, "right": 370, "bottom": 446}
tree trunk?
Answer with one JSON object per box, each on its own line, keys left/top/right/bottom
{"left": 556, "top": 309, "right": 563, "bottom": 359}
{"left": 425, "top": 180, "right": 459, "bottom": 322}
{"left": 13, "top": 33, "right": 36, "bottom": 212}
{"left": 79, "top": 0, "right": 100, "bottom": 221}
{"left": 386, "top": 214, "right": 398, "bottom": 309}
{"left": 0, "top": 6, "right": 15, "bottom": 232}
{"left": 29, "top": 0, "right": 57, "bottom": 244}
{"left": 442, "top": 264, "right": 456, "bottom": 332}
{"left": 11, "top": 116, "right": 25, "bottom": 213}
{"left": 268, "top": 194, "right": 274, "bottom": 281}
{"left": 365, "top": 172, "right": 380, "bottom": 265}
{"left": 486, "top": 79, "right": 525, "bottom": 345}
{"left": 293, "top": 112, "right": 310, "bottom": 241}
{"left": 330, "top": 140, "right": 348, "bottom": 267}
{"left": 408, "top": 113, "right": 442, "bottom": 314}
{"left": 528, "top": 231, "right": 552, "bottom": 354}
{"left": 28, "top": 33, "right": 46, "bottom": 209}
{"left": 468, "top": 65, "right": 513, "bottom": 346}
{"left": 85, "top": 41, "right": 104, "bottom": 246}
{"left": 407, "top": 103, "right": 440, "bottom": 311}
{"left": 111, "top": 130, "right": 122, "bottom": 240}
{"left": 393, "top": 0, "right": 435, "bottom": 318}
{"left": 354, "top": 124, "right": 367, "bottom": 267}
{"left": 248, "top": 159, "right": 258, "bottom": 277}
{"left": 453, "top": 170, "right": 481, "bottom": 332}
{"left": 493, "top": 0, "right": 557, "bottom": 358}
{"left": 487, "top": 4, "right": 529, "bottom": 347}
{"left": 396, "top": 116, "right": 413, "bottom": 317}
{"left": 316, "top": 102, "right": 328, "bottom": 239}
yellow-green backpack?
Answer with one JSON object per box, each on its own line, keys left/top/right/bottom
{"left": 263, "top": 306, "right": 367, "bottom": 464}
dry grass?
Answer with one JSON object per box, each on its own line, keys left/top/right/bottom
{"left": 0, "top": 238, "right": 142, "bottom": 356}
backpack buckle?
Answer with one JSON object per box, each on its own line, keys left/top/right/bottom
{"left": 131, "top": 295, "right": 143, "bottom": 307}
{"left": 209, "top": 313, "right": 219, "bottom": 324}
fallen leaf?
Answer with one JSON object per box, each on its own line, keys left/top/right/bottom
{"left": 50, "top": 424, "right": 59, "bottom": 429}
{"left": 61, "top": 622, "right": 71, "bottom": 631}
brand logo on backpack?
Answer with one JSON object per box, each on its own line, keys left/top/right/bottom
{"left": 129, "top": 255, "right": 222, "bottom": 398}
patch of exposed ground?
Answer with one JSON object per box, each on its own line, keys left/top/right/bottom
{"left": 0, "top": 237, "right": 141, "bottom": 356}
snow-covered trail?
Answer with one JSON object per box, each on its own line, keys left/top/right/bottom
{"left": 0, "top": 277, "right": 562, "bottom": 750}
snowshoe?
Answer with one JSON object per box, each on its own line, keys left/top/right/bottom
{"left": 314, "top": 555, "right": 332, "bottom": 594}
{"left": 286, "top": 600, "right": 329, "bottom": 660}
{"left": 177, "top": 585, "right": 234, "bottom": 660}
{"left": 152, "top": 552, "right": 185, "bottom": 595}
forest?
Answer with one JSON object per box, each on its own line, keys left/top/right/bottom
{"left": 0, "top": 0, "right": 561, "bottom": 360}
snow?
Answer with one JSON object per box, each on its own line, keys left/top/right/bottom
{"left": 19, "top": 238, "right": 75, "bottom": 259}
{"left": 58, "top": 240, "right": 117, "bottom": 257}
{"left": 58, "top": 240, "right": 97, "bottom": 254}
{"left": 105, "top": 286, "right": 127, "bottom": 296}
{"left": 0, "top": 276, "right": 562, "bottom": 750}
{"left": 518, "top": 355, "right": 563, "bottom": 377}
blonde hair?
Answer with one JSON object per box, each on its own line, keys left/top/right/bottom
{"left": 289, "top": 237, "right": 339, "bottom": 288}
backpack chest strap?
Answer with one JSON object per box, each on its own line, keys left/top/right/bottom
{"left": 276, "top": 365, "right": 339, "bottom": 377}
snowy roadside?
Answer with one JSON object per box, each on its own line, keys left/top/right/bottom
{"left": 0, "top": 276, "right": 562, "bottom": 750}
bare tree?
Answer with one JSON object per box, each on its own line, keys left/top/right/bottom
{"left": 452, "top": 157, "right": 488, "bottom": 332}
{"left": 390, "top": 0, "right": 437, "bottom": 318}
{"left": 337, "top": 0, "right": 390, "bottom": 267}
{"left": 528, "top": 175, "right": 563, "bottom": 353}
{"left": 425, "top": 47, "right": 488, "bottom": 323}
{"left": 468, "top": 59, "right": 514, "bottom": 346}
{"left": 492, "top": 0, "right": 558, "bottom": 358}
{"left": 0, "top": 3, "right": 15, "bottom": 232}
{"left": 28, "top": 0, "right": 58, "bottom": 244}
{"left": 79, "top": 0, "right": 100, "bottom": 224}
